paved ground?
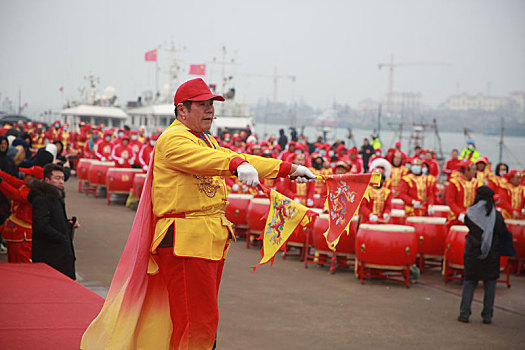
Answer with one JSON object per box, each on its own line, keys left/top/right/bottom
{"left": 4, "top": 177, "right": 525, "bottom": 349}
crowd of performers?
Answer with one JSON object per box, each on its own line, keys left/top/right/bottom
{"left": 0, "top": 119, "right": 524, "bottom": 264}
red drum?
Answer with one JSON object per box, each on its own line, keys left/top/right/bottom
{"left": 77, "top": 158, "right": 95, "bottom": 192}
{"left": 432, "top": 205, "right": 450, "bottom": 219}
{"left": 355, "top": 224, "right": 417, "bottom": 286}
{"left": 390, "top": 209, "right": 405, "bottom": 225}
{"left": 392, "top": 198, "right": 404, "bottom": 210}
{"left": 225, "top": 194, "right": 253, "bottom": 228}
{"left": 106, "top": 168, "right": 143, "bottom": 204}
{"left": 87, "top": 161, "right": 115, "bottom": 196}
{"left": 406, "top": 216, "right": 448, "bottom": 271}
{"left": 506, "top": 219, "right": 525, "bottom": 275}
{"left": 506, "top": 219, "right": 525, "bottom": 259}
{"left": 132, "top": 174, "right": 147, "bottom": 199}
{"left": 246, "top": 198, "right": 270, "bottom": 247}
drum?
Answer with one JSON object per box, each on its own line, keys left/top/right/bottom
{"left": 432, "top": 205, "right": 450, "bottom": 219}
{"left": 355, "top": 224, "right": 417, "bottom": 269}
{"left": 392, "top": 198, "right": 404, "bottom": 210}
{"left": 77, "top": 158, "right": 95, "bottom": 192}
{"left": 87, "top": 161, "right": 115, "bottom": 197}
{"left": 132, "top": 174, "right": 147, "bottom": 198}
{"left": 390, "top": 209, "right": 405, "bottom": 225}
{"left": 405, "top": 216, "right": 448, "bottom": 258}
{"left": 406, "top": 216, "right": 448, "bottom": 271}
{"left": 506, "top": 219, "right": 525, "bottom": 260}
{"left": 106, "top": 168, "right": 143, "bottom": 204}
{"left": 444, "top": 225, "right": 469, "bottom": 269}
{"left": 225, "top": 194, "right": 253, "bottom": 228}
{"left": 246, "top": 198, "right": 270, "bottom": 247}
{"left": 310, "top": 213, "right": 331, "bottom": 254}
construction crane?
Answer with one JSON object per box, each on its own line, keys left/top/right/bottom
{"left": 378, "top": 54, "right": 449, "bottom": 115}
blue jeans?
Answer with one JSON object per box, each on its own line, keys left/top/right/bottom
{"left": 459, "top": 279, "right": 496, "bottom": 321}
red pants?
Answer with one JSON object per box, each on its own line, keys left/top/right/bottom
{"left": 155, "top": 248, "right": 225, "bottom": 350}
{"left": 7, "top": 241, "right": 31, "bottom": 263}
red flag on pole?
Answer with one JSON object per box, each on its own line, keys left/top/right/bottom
{"left": 189, "top": 64, "right": 206, "bottom": 75}
{"left": 322, "top": 173, "right": 381, "bottom": 250}
{"left": 144, "top": 49, "right": 157, "bottom": 62}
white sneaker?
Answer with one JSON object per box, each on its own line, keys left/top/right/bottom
{"left": 0, "top": 242, "right": 7, "bottom": 254}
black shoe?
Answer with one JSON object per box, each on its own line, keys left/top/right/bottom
{"left": 457, "top": 316, "right": 469, "bottom": 323}
{"left": 482, "top": 319, "right": 492, "bottom": 324}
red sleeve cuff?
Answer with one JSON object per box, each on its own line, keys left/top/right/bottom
{"left": 277, "top": 161, "right": 292, "bottom": 178}
{"left": 229, "top": 157, "right": 247, "bottom": 174}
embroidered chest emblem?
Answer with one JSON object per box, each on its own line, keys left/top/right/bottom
{"left": 193, "top": 175, "right": 221, "bottom": 198}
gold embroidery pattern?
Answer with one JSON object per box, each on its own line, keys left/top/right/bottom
{"left": 193, "top": 175, "right": 221, "bottom": 198}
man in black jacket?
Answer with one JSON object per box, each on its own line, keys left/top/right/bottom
{"left": 29, "top": 163, "right": 79, "bottom": 279}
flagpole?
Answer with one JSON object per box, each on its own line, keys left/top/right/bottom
{"left": 155, "top": 48, "right": 159, "bottom": 95}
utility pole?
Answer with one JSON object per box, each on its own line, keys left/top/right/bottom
{"left": 377, "top": 104, "right": 382, "bottom": 137}
{"left": 499, "top": 116, "right": 504, "bottom": 163}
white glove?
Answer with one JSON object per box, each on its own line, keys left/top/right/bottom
{"left": 290, "top": 165, "right": 315, "bottom": 183}
{"left": 413, "top": 200, "right": 422, "bottom": 209}
{"left": 294, "top": 198, "right": 302, "bottom": 203}
{"left": 427, "top": 205, "right": 434, "bottom": 215}
{"left": 143, "top": 165, "right": 148, "bottom": 171}
{"left": 307, "top": 198, "right": 314, "bottom": 207}
{"left": 242, "top": 185, "right": 249, "bottom": 192}
{"left": 258, "top": 190, "right": 264, "bottom": 196}
{"left": 237, "top": 163, "right": 259, "bottom": 187}
{"left": 383, "top": 213, "right": 390, "bottom": 221}
{"left": 232, "top": 184, "right": 240, "bottom": 192}
{"left": 101, "top": 157, "right": 106, "bottom": 162}
{"left": 458, "top": 213, "right": 465, "bottom": 223}
{"left": 118, "top": 158, "right": 124, "bottom": 165}
{"left": 369, "top": 214, "right": 379, "bottom": 222}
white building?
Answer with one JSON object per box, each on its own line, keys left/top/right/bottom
{"left": 60, "top": 105, "right": 128, "bottom": 131}
{"left": 438, "top": 93, "right": 511, "bottom": 112}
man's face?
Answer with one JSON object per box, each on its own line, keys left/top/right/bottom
{"left": 0, "top": 140, "right": 7, "bottom": 152}
{"left": 451, "top": 150, "right": 458, "bottom": 159}
{"left": 425, "top": 152, "right": 432, "bottom": 160}
{"left": 178, "top": 99, "right": 215, "bottom": 132}
{"left": 465, "top": 165, "right": 477, "bottom": 180}
{"left": 45, "top": 170, "right": 65, "bottom": 189}
{"left": 294, "top": 155, "right": 305, "bottom": 166}
{"left": 476, "top": 162, "right": 486, "bottom": 172}
{"left": 393, "top": 154, "right": 402, "bottom": 166}
{"left": 510, "top": 174, "right": 521, "bottom": 186}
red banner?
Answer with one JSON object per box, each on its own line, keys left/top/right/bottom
{"left": 144, "top": 49, "right": 157, "bottom": 62}
{"left": 189, "top": 64, "right": 206, "bottom": 75}
{"left": 322, "top": 173, "right": 380, "bottom": 250}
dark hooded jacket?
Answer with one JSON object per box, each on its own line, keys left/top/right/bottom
{"left": 0, "top": 136, "right": 17, "bottom": 176}
{"left": 28, "top": 180, "right": 75, "bottom": 280}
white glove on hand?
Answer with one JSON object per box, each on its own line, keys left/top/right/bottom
{"left": 232, "top": 184, "right": 240, "bottom": 192}
{"left": 237, "top": 163, "right": 259, "bottom": 187}
{"left": 458, "top": 213, "right": 465, "bottom": 223}
{"left": 369, "top": 214, "right": 379, "bottom": 222}
{"left": 427, "top": 205, "right": 434, "bottom": 215}
{"left": 307, "top": 198, "right": 314, "bottom": 207}
{"left": 383, "top": 213, "right": 390, "bottom": 221}
{"left": 101, "top": 157, "right": 106, "bottom": 162}
{"left": 290, "top": 165, "right": 315, "bottom": 183}
{"left": 143, "top": 165, "right": 148, "bottom": 171}
{"left": 413, "top": 200, "right": 422, "bottom": 209}
{"left": 118, "top": 159, "right": 124, "bottom": 165}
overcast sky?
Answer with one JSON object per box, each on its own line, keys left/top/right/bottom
{"left": 1, "top": 0, "right": 524, "bottom": 116}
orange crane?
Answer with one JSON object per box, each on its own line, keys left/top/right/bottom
{"left": 378, "top": 54, "right": 449, "bottom": 115}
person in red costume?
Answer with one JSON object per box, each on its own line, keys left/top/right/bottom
{"left": 423, "top": 149, "right": 440, "bottom": 177}
{"left": 347, "top": 147, "right": 363, "bottom": 174}
{"left": 446, "top": 159, "right": 478, "bottom": 225}
{"left": 360, "top": 158, "right": 393, "bottom": 224}
{"left": 367, "top": 147, "right": 383, "bottom": 169}
{"left": 398, "top": 158, "right": 437, "bottom": 217}
{"left": 443, "top": 149, "right": 461, "bottom": 180}
{"left": 0, "top": 166, "right": 43, "bottom": 262}
{"left": 128, "top": 130, "right": 143, "bottom": 156}
{"left": 138, "top": 134, "right": 158, "bottom": 171}
{"left": 385, "top": 151, "right": 408, "bottom": 198}
{"left": 47, "top": 120, "right": 62, "bottom": 142}
{"left": 499, "top": 170, "right": 524, "bottom": 220}
{"left": 111, "top": 136, "right": 136, "bottom": 168}
{"left": 279, "top": 140, "right": 297, "bottom": 161}
{"left": 59, "top": 123, "right": 72, "bottom": 148}
{"left": 93, "top": 130, "right": 114, "bottom": 161}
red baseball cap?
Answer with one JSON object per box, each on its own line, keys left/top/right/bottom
{"left": 174, "top": 78, "right": 225, "bottom": 105}
{"left": 20, "top": 166, "right": 43, "bottom": 180}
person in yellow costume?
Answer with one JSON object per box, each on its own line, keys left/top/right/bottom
{"left": 81, "top": 78, "right": 315, "bottom": 350}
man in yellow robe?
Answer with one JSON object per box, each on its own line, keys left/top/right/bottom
{"left": 82, "top": 78, "right": 315, "bottom": 350}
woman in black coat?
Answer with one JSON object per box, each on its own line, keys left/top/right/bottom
{"left": 458, "top": 186, "right": 514, "bottom": 324}
{"left": 28, "top": 164, "right": 76, "bottom": 280}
